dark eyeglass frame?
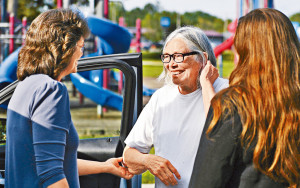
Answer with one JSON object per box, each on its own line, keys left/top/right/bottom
{"left": 160, "top": 51, "right": 200, "bottom": 63}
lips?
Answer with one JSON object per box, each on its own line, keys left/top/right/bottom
{"left": 171, "top": 70, "right": 184, "bottom": 76}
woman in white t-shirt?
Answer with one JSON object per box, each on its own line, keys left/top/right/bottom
{"left": 123, "top": 26, "right": 229, "bottom": 188}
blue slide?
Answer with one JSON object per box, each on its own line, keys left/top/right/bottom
{"left": 0, "top": 16, "right": 132, "bottom": 110}
{"left": 0, "top": 15, "right": 157, "bottom": 109}
{"left": 0, "top": 48, "right": 19, "bottom": 89}
{"left": 69, "top": 16, "right": 132, "bottom": 111}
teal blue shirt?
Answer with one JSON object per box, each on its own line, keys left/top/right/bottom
{"left": 5, "top": 74, "right": 79, "bottom": 188}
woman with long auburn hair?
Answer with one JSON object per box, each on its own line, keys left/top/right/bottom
{"left": 189, "top": 8, "right": 299, "bottom": 188}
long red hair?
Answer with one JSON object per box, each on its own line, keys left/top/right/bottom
{"left": 208, "top": 8, "right": 300, "bottom": 187}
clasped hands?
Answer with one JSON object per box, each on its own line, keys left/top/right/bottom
{"left": 123, "top": 154, "right": 181, "bottom": 186}
{"left": 107, "top": 157, "right": 133, "bottom": 180}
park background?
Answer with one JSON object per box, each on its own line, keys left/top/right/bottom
{"left": 0, "top": 0, "right": 299, "bottom": 187}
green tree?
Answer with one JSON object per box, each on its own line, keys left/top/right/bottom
{"left": 142, "top": 13, "right": 162, "bottom": 42}
{"left": 109, "top": 1, "right": 126, "bottom": 23}
{"left": 290, "top": 13, "right": 300, "bottom": 23}
{"left": 181, "top": 11, "right": 224, "bottom": 32}
{"left": 17, "top": 0, "right": 54, "bottom": 21}
{"left": 144, "top": 3, "right": 158, "bottom": 15}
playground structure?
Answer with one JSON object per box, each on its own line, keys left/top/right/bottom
{"left": 0, "top": 1, "right": 300, "bottom": 187}
{"left": 0, "top": 0, "right": 142, "bottom": 112}
{"left": 0, "top": 0, "right": 154, "bottom": 111}
{"left": 214, "top": 0, "right": 274, "bottom": 75}
{"left": 1, "top": 0, "right": 300, "bottom": 101}
{"left": 0, "top": 15, "right": 132, "bottom": 111}
{"left": 214, "top": 0, "right": 300, "bottom": 76}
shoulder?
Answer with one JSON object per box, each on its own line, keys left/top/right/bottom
{"left": 19, "top": 74, "right": 65, "bottom": 90}
{"left": 213, "top": 77, "right": 229, "bottom": 92}
{"left": 208, "top": 102, "right": 242, "bottom": 140}
{"left": 24, "top": 74, "right": 67, "bottom": 97}
{"left": 20, "top": 74, "right": 68, "bottom": 107}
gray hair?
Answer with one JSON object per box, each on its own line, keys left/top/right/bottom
{"left": 158, "top": 26, "right": 216, "bottom": 86}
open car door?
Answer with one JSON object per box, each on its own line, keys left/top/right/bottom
{"left": 0, "top": 53, "right": 143, "bottom": 188}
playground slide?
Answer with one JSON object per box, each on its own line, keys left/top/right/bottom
{"left": 213, "top": 19, "right": 237, "bottom": 58}
{"left": 70, "top": 73, "right": 123, "bottom": 111}
{"left": 0, "top": 48, "right": 19, "bottom": 90}
{"left": 69, "top": 16, "right": 132, "bottom": 111}
{"left": 110, "top": 70, "right": 156, "bottom": 97}
{"left": 213, "top": 35, "right": 234, "bottom": 57}
{"left": 0, "top": 16, "right": 132, "bottom": 110}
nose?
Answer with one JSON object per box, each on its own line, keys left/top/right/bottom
{"left": 169, "top": 57, "right": 178, "bottom": 68}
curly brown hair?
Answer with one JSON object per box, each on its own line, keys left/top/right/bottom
{"left": 17, "top": 8, "right": 90, "bottom": 81}
{"left": 208, "top": 8, "right": 300, "bottom": 187}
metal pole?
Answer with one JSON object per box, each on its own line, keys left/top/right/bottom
{"left": 104, "top": 0, "right": 109, "bottom": 19}
{"left": 136, "top": 18, "right": 141, "bottom": 53}
{"left": 22, "top": 17, "right": 27, "bottom": 45}
{"left": 253, "top": 0, "right": 259, "bottom": 9}
{"left": 1, "top": 0, "right": 7, "bottom": 22}
{"left": 57, "top": 0, "right": 62, "bottom": 9}
{"left": 118, "top": 17, "right": 124, "bottom": 94}
{"left": 268, "top": 0, "right": 274, "bottom": 8}
{"left": 9, "top": 13, "right": 14, "bottom": 54}
{"left": 240, "top": 0, "right": 243, "bottom": 17}
{"left": 264, "top": 0, "right": 268, "bottom": 8}
{"left": 102, "top": 0, "right": 109, "bottom": 113}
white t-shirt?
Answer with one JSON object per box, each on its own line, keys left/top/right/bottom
{"left": 125, "top": 77, "right": 229, "bottom": 188}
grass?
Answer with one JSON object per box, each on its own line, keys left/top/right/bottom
{"left": 219, "top": 60, "right": 235, "bottom": 79}
{"left": 143, "top": 64, "right": 163, "bottom": 78}
{"left": 142, "top": 58, "right": 235, "bottom": 79}
{"left": 142, "top": 148, "right": 156, "bottom": 184}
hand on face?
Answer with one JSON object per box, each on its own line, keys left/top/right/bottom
{"left": 106, "top": 157, "right": 133, "bottom": 180}
{"left": 200, "top": 60, "right": 219, "bottom": 87}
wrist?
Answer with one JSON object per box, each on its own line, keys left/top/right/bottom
{"left": 200, "top": 79, "right": 213, "bottom": 88}
{"left": 141, "top": 154, "right": 151, "bottom": 170}
{"left": 102, "top": 160, "right": 113, "bottom": 174}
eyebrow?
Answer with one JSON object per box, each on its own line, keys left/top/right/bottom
{"left": 162, "top": 51, "right": 190, "bottom": 54}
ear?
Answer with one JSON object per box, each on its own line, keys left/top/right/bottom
{"left": 203, "top": 52, "right": 208, "bottom": 60}
{"left": 202, "top": 52, "right": 208, "bottom": 66}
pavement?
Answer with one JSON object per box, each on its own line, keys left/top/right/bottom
{"left": 142, "top": 184, "right": 155, "bottom": 188}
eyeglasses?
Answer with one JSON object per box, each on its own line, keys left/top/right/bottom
{"left": 160, "top": 51, "right": 200, "bottom": 63}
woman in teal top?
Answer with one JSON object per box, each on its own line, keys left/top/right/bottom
{"left": 5, "top": 9, "right": 132, "bottom": 188}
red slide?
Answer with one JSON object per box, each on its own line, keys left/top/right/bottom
{"left": 213, "top": 35, "right": 234, "bottom": 57}
{"left": 213, "top": 19, "right": 237, "bottom": 57}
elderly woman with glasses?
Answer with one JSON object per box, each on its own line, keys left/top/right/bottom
{"left": 123, "top": 26, "right": 229, "bottom": 187}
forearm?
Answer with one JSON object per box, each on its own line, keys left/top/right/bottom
{"left": 202, "top": 81, "right": 216, "bottom": 116}
{"left": 123, "top": 146, "right": 149, "bottom": 174}
{"left": 77, "top": 159, "right": 110, "bottom": 176}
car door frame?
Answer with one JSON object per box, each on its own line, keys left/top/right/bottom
{"left": 0, "top": 52, "right": 143, "bottom": 188}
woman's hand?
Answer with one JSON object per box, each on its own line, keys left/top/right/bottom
{"left": 123, "top": 146, "right": 181, "bottom": 186}
{"left": 105, "top": 157, "right": 133, "bottom": 180}
{"left": 200, "top": 61, "right": 219, "bottom": 87}
{"left": 143, "top": 154, "right": 181, "bottom": 186}
{"left": 199, "top": 61, "right": 219, "bottom": 115}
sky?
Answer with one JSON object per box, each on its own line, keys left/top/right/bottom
{"left": 120, "top": 0, "right": 300, "bottom": 20}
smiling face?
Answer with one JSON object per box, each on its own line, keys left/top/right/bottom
{"left": 163, "top": 37, "right": 202, "bottom": 94}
